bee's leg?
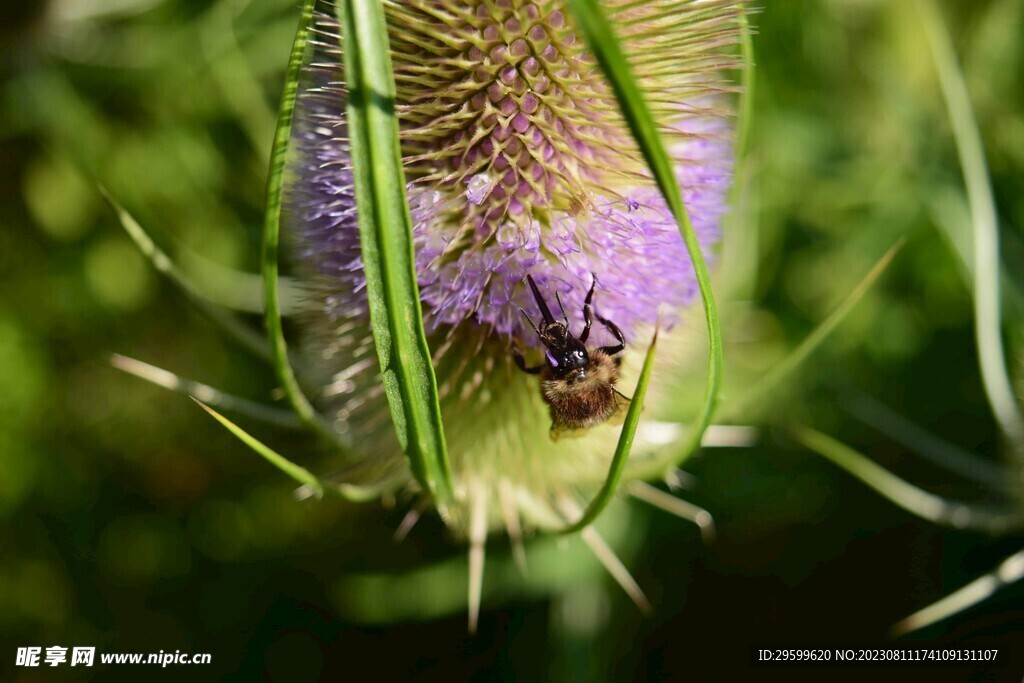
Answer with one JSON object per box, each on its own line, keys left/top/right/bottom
{"left": 597, "top": 313, "right": 625, "bottom": 356}
{"left": 612, "top": 386, "right": 633, "bottom": 402}
{"left": 519, "top": 308, "right": 542, "bottom": 338}
{"left": 580, "top": 274, "right": 597, "bottom": 343}
{"left": 554, "top": 291, "right": 569, "bottom": 328}
{"left": 513, "top": 345, "right": 544, "bottom": 374}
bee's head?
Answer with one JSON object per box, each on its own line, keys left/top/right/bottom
{"left": 521, "top": 274, "right": 591, "bottom": 380}
{"left": 543, "top": 336, "right": 589, "bottom": 380}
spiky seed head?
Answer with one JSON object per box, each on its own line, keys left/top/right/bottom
{"left": 286, "top": 0, "right": 742, "bottom": 534}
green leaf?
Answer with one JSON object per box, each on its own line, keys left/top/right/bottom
{"left": 262, "top": 0, "right": 328, "bottom": 438}
{"left": 335, "top": 0, "right": 454, "bottom": 508}
{"left": 566, "top": 0, "right": 724, "bottom": 478}
{"left": 560, "top": 328, "right": 659, "bottom": 533}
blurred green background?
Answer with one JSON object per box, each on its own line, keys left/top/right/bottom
{"left": 2, "top": 0, "right": 1023, "bottom": 680}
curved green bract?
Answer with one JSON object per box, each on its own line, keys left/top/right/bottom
{"left": 917, "top": 0, "right": 1024, "bottom": 456}
{"left": 722, "top": 238, "right": 905, "bottom": 421}
{"left": 891, "top": 548, "right": 1024, "bottom": 636}
{"left": 113, "top": 354, "right": 301, "bottom": 428}
{"left": 103, "top": 190, "right": 271, "bottom": 361}
{"left": 195, "top": 398, "right": 325, "bottom": 499}
{"left": 566, "top": 0, "right": 724, "bottom": 481}
{"left": 262, "top": 0, "right": 330, "bottom": 439}
{"left": 336, "top": 0, "right": 454, "bottom": 509}
{"left": 560, "top": 329, "right": 659, "bottom": 534}
{"left": 795, "top": 426, "right": 1024, "bottom": 535}
{"left": 194, "top": 399, "right": 395, "bottom": 503}
{"left": 735, "top": 5, "right": 756, "bottom": 163}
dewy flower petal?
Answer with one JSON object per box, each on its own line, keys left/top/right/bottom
{"left": 284, "top": 0, "right": 741, "bottom": 533}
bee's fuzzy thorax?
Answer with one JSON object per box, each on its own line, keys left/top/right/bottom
{"left": 541, "top": 348, "right": 623, "bottom": 430}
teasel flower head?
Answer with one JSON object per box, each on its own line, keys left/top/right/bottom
{"left": 285, "top": 0, "right": 742, "bottom": 590}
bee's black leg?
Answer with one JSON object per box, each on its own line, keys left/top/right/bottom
{"left": 612, "top": 386, "right": 633, "bottom": 402}
{"left": 554, "top": 291, "right": 569, "bottom": 328}
{"left": 597, "top": 313, "right": 625, "bottom": 356}
{"left": 513, "top": 345, "right": 544, "bottom": 375}
{"left": 579, "top": 274, "right": 597, "bottom": 343}
{"left": 520, "top": 308, "right": 542, "bottom": 338}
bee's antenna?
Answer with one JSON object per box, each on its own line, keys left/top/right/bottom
{"left": 525, "top": 274, "right": 557, "bottom": 326}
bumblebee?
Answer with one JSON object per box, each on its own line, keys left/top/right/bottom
{"left": 514, "top": 274, "right": 628, "bottom": 435}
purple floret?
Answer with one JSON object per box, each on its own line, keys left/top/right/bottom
{"left": 285, "top": 7, "right": 733, "bottom": 351}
